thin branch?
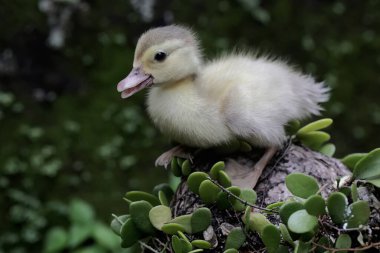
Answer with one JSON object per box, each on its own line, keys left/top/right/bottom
{"left": 312, "top": 241, "right": 380, "bottom": 252}
{"left": 139, "top": 241, "right": 161, "bottom": 253}
{"left": 320, "top": 220, "right": 369, "bottom": 233}
{"left": 207, "top": 176, "right": 276, "bottom": 212}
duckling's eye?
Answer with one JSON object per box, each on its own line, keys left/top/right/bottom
{"left": 154, "top": 52, "right": 167, "bottom": 62}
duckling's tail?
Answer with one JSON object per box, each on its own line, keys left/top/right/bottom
{"left": 296, "top": 75, "right": 330, "bottom": 118}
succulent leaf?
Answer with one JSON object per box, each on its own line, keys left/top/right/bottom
{"left": 287, "top": 210, "right": 318, "bottom": 234}
{"left": 279, "top": 202, "right": 304, "bottom": 224}
{"left": 210, "top": 161, "right": 225, "bottom": 179}
{"left": 199, "top": 180, "right": 221, "bottom": 204}
{"left": 297, "top": 118, "right": 333, "bottom": 135}
{"left": 129, "top": 200, "right": 156, "bottom": 234}
{"left": 304, "top": 195, "right": 326, "bottom": 216}
{"left": 327, "top": 192, "right": 348, "bottom": 225}
{"left": 125, "top": 191, "right": 160, "bottom": 206}
{"left": 149, "top": 205, "right": 172, "bottom": 230}
{"left": 261, "top": 224, "right": 281, "bottom": 253}
{"left": 191, "top": 208, "right": 212, "bottom": 234}
{"left": 187, "top": 172, "right": 209, "bottom": 194}
{"left": 285, "top": 173, "right": 319, "bottom": 199}
{"left": 225, "top": 227, "right": 246, "bottom": 250}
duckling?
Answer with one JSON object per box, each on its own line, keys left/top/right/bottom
{"left": 117, "top": 25, "right": 329, "bottom": 186}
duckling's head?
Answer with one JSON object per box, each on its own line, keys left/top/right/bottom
{"left": 117, "top": 25, "right": 202, "bottom": 99}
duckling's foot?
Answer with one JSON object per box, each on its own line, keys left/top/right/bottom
{"left": 225, "top": 147, "right": 278, "bottom": 188}
{"left": 155, "top": 145, "right": 193, "bottom": 168}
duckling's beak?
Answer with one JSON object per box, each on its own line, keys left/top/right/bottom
{"left": 117, "top": 67, "right": 153, "bottom": 99}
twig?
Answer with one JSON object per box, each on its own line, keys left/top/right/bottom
{"left": 312, "top": 241, "right": 380, "bottom": 252}
{"left": 321, "top": 220, "right": 369, "bottom": 233}
{"left": 207, "top": 176, "right": 276, "bottom": 212}
{"left": 139, "top": 241, "right": 161, "bottom": 253}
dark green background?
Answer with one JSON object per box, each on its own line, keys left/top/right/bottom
{"left": 1, "top": 0, "right": 379, "bottom": 252}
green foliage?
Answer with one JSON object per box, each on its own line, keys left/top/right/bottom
{"left": 210, "top": 161, "right": 225, "bottom": 179}
{"left": 225, "top": 227, "right": 246, "bottom": 250}
{"left": 352, "top": 148, "right": 380, "bottom": 185}
{"left": 261, "top": 225, "right": 281, "bottom": 253}
{"left": 124, "top": 191, "right": 160, "bottom": 206}
{"left": 148, "top": 205, "right": 172, "bottom": 230}
{"left": 187, "top": 172, "right": 209, "bottom": 194}
{"left": 129, "top": 201, "right": 155, "bottom": 234}
{"left": 285, "top": 173, "right": 319, "bottom": 198}
{"left": 327, "top": 192, "right": 348, "bottom": 225}
{"left": 287, "top": 210, "right": 318, "bottom": 234}
{"left": 41, "top": 199, "right": 120, "bottom": 253}
{"left": 304, "top": 195, "right": 326, "bottom": 216}
{"left": 191, "top": 208, "right": 212, "bottom": 234}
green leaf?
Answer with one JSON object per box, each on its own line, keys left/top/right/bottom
{"left": 315, "top": 236, "right": 331, "bottom": 253}
{"left": 191, "top": 208, "right": 212, "bottom": 233}
{"left": 171, "top": 158, "right": 182, "bottom": 177}
{"left": 181, "top": 160, "right": 192, "bottom": 176}
{"left": 294, "top": 241, "right": 310, "bottom": 253}
{"left": 285, "top": 173, "right": 319, "bottom": 198}
{"left": 152, "top": 183, "right": 174, "bottom": 200}
{"left": 199, "top": 180, "right": 221, "bottom": 204}
{"left": 327, "top": 192, "right": 348, "bottom": 225}
{"left": 43, "top": 227, "right": 68, "bottom": 253}
{"left": 298, "top": 131, "right": 331, "bottom": 150}
{"left": 161, "top": 223, "right": 187, "bottom": 234}
{"left": 225, "top": 227, "right": 246, "bottom": 250}
{"left": 93, "top": 222, "right": 120, "bottom": 250}
{"left": 297, "top": 118, "right": 333, "bottom": 135}
{"left": 243, "top": 206, "right": 251, "bottom": 232}
{"left": 71, "top": 246, "right": 105, "bottom": 253}
{"left": 304, "top": 195, "right": 326, "bottom": 216}
{"left": 172, "top": 235, "right": 183, "bottom": 253}
{"left": 279, "top": 202, "right": 304, "bottom": 224}
{"left": 69, "top": 199, "right": 95, "bottom": 225}
{"left": 335, "top": 234, "right": 352, "bottom": 253}
{"left": 125, "top": 191, "right": 160, "bottom": 206}
{"left": 286, "top": 120, "right": 301, "bottom": 135}
{"left": 287, "top": 210, "right": 318, "bottom": 234}
{"left": 223, "top": 249, "right": 239, "bottom": 253}
{"left": 187, "top": 172, "right": 209, "bottom": 194}
{"left": 265, "top": 201, "right": 284, "bottom": 211}
{"left": 191, "top": 240, "right": 211, "bottom": 249}
{"left": 210, "top": 161, "right": 225, "bottom": 179}
{"left": 67, "top": 224, "right": 92, "bottom": 248}
{"left": 158, "top": 190, "right": 169, "bottom": 206}
{"left": 149, "top": 205, "right": 172, "bottom": 230}
{"left": 341, "top": 153, "right": 367, "bottom": 171}
{"left": 247, "top": 212, "right": 271, "bottom": 235}
{"left": 367, "top": 178, "right": 380, "bottom": 187}
{"left": 168, "top": 214, "right": 192, "bottom": 234}
{"left": 319, "top": 143, "right": 336, "bottom": 157}
{"left": 353, "top": 148, "right": 380, "bottom": 180}
{"left": 120, "top": 218, "right": 142, "bottom": 248}
{"left": 226, "top": 186, "right": 241, "bottom": 205}
{"left": 110, "top": 214, "right": 129, "bottom": 236}
{"left": 347, "top": 200, "right": 370, "bottom": 228}
{"left": 216, "top": 191, "right": 232, "bottom": 210}
{"left": 279, "top": 224, "right": 295, "bottom": 246}
{"left": 261, "top": 224, "right": 281, "bottom": 253}
{"left": 232, "top": 188, "right": 257, "bottom": 212}
{"left": 129, "top": 200, "right": 156, "bottom": 234}
{"left": 188, "top": 250, "right": 204, "bottom": 253}
{"left": 179, "top": 237, "right": 193, "bottom": 252}
{"left": 218, "top": 170, "right": 232, "bottom": 188}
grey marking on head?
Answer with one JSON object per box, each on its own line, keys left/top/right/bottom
{"left": 134, "top": 25, "right": 198, "bottom": 60}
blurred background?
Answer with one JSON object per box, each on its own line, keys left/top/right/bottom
{"left": 1, "top": 0, "right": 379, "bottom": 252}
